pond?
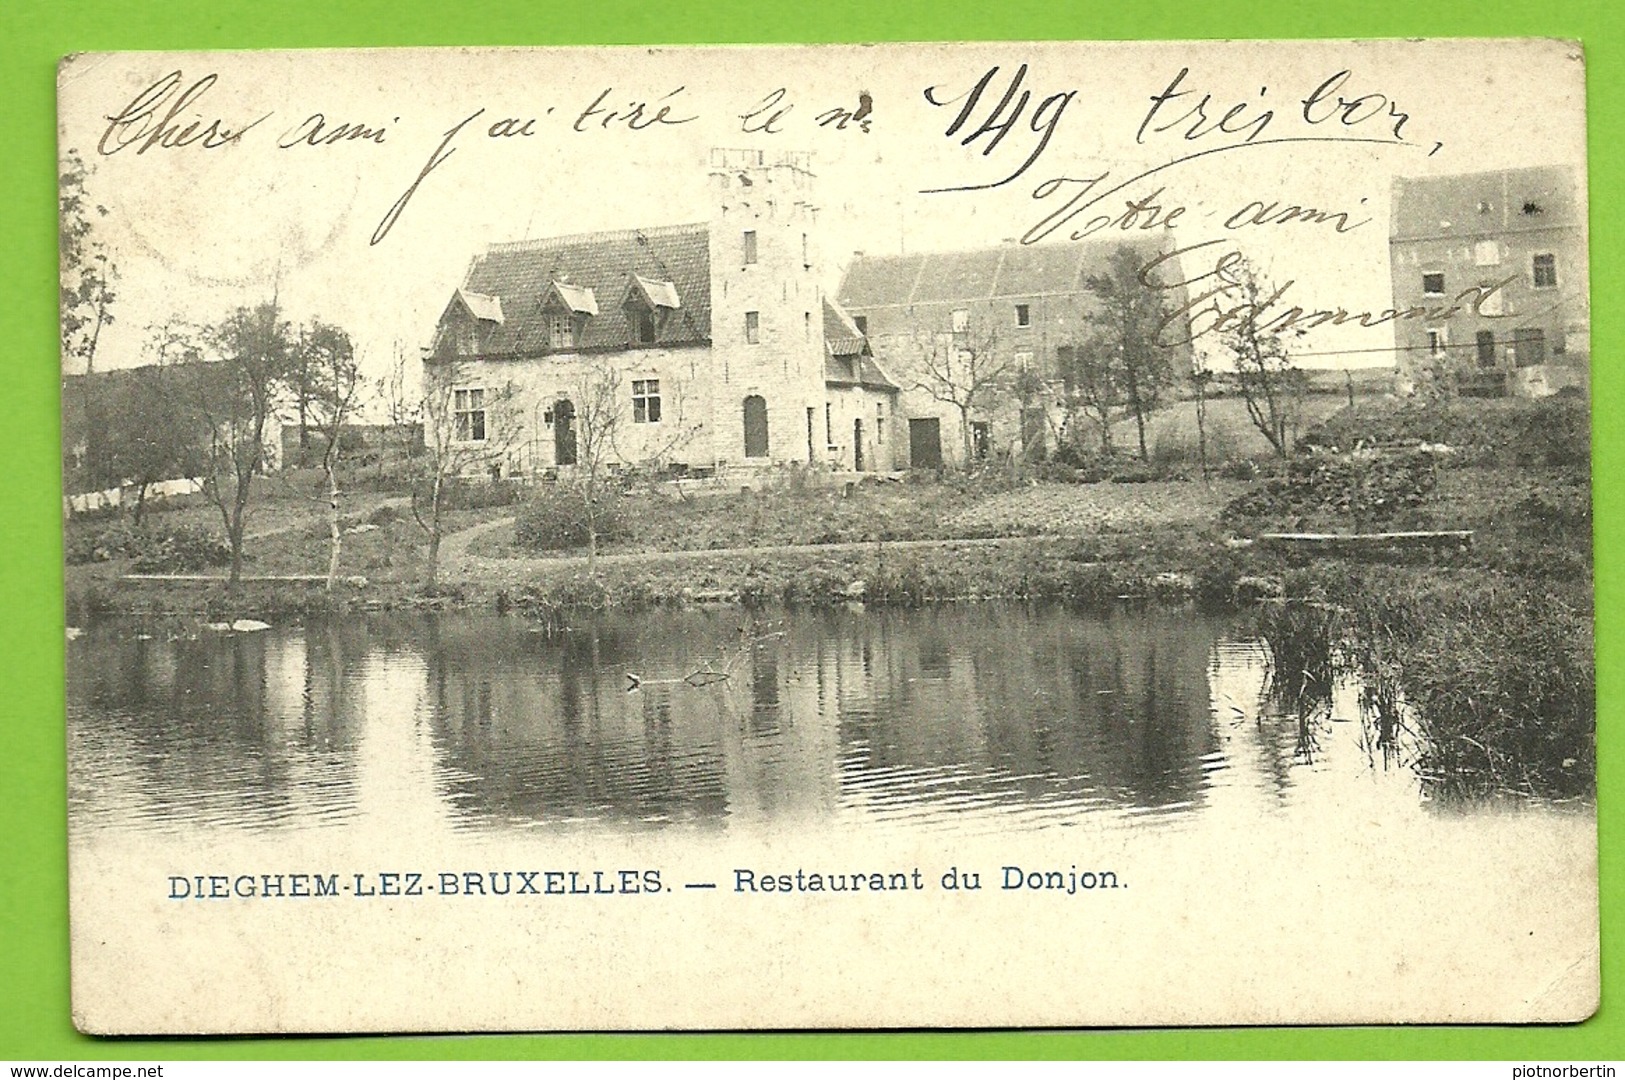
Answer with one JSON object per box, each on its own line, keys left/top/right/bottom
{"left": 66, "top": 603, "right": 1558, "bottom": 840}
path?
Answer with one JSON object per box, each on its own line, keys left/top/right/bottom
{"left": 242, "top": 495, "right": 413, "bottom": 541}
{"left": 438, "top": 515, "right": 1065, "bottom": 583}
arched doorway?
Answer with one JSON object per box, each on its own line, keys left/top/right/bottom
{"left": 553, "top": 398, "right": 577, "bottom": 466}
{"left": 743, "top": 395, "right": 769, "bottom": 458}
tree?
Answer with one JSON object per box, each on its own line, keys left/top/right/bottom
{"left": 912, "top": 320, "right": 1013, "bottom": 466}
{"left": 59, "top": 150, "right": 118, "bottom": 376}
{"left": 178, "top": 303, "right": 298, "bottom": 585}
{"left": 60, "top": 151, "right": 120, "bottom": 501}
{"left": 301, "top": 321, "right": 362, "bottom": 590}
{"left": 101, "top": 358, "right": 207, "bottom": 525}
{"left": 1219, "top": 260, "right": 1306, "bottom": 459}
{"left": 414, "top": 360, "right": 518, "bottom": 588}
{"left": 564, "top": 357, "right": 700, "bottom": 568}
{"left": 1082, "top": 245, "right": 1181, "bottom": 462}
{"left": 377, "top": 340, "right": 421, "bottom": 475}
{"left": 1190, "top": 360, "right": 1215, "bottom": 484}
{"left": 1056, "top": 335, "right": 1120, "bottom": 456}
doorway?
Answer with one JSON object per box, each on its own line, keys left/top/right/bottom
{"left": 743, "top": 395, "right": 769, "bottom": 458}
{"left": 908, "top": 417, "right": 942, "bottom": 469}
{"left": 553, "top": 399, "right": 577, "bottom": 466}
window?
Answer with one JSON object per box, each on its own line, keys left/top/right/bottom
{"left": 1514, "top": 327, "right": 1546, "bottom": 367}
{"left": 635, "top": 309, "right": 657, "bottom": 345}
{"left": 743, "top": 230, "right": 758, "bottom": 264}
{"left": 801, "top": 233, "right": 809, "bottom": 267}
{"left": 745, "top": 311, "right": 760, "bottom": 344}
{"left": 1473, "top": 240, "right": 1500, "bottom": 266}
{"left": 825, "top": 402, "right": 833, "bottom": 446}
{"left": 1476, "top": 330, "right": 1496, "bottom": 368}
{"left": 951, "top": 308, "right": 970, "bottom": 333}
{"left": 632, "top": 379, "right": 661, "bottom": 423}
{"left": 548, "top": 313, "right": 574, "bottom": 350}
{"left": 876, "top": 402, "right": 885, "bottom": 443}
{"left": 1426, "top": 328, "right": 1448, "bottom": 358}
{"left": 1014, "top": 349, "right": 1034, "bottom": 371}
{"left": 1422, "top": 272, "right": 1445, "bottom": 296}
{"left": 453, "top": 388, "right": 486, "bottom": 442}
{"left": 853, "top": 315, "right": 868, "bottom": 335}
{"left": 1015, "top": 303, "right": 1031, "bottom": 327}
{"left": 1532, "top": 253, "right": 1558, "bottom": 288}
{"left": 804, "top": 311, "right": 811, "bottom": 341}
{"left": 971, "top": 421, "right": 991, "bottom": 460}
{"left": 1553, "top": 328, "right": 1568, "bottom": 356}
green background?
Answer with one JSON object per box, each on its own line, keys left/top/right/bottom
{"left": 2, "top": 0, "right": 1617, "bottom": 1060}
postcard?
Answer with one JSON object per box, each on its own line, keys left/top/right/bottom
{"left": 59, "top": 39, "right": 1596, "bottom": 1033}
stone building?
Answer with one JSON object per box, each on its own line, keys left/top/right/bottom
{"left": 423, "top": 149, "right": 899, "bottom": 479}
{"left": 1389, "top": 165, "right": 1589, "bottom": 397}
{"left": 837, "top": 237, "right": 1192, "bottom": 468}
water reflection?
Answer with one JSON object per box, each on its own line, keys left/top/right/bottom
{"left": 68, "top": 604, "right": 1428, "bottom": 837}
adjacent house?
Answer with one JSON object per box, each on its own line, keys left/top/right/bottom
{"left": 423, "top": 149, "right": 900, "bottom": 479}
{"left": 1389, "top": 165, "right": 1589, "bottom": 398}
{"left": 837, "top": 238, "right": 1193, "bottom": 468}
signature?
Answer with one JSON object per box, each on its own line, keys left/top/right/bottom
{"left": 1142, "top": 239, "right": 1521, "bottom": 348}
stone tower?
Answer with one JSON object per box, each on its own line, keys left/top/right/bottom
{"left": 707, "top": 148, "right": 827, "bottom": 466}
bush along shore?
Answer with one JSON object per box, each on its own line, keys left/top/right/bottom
{"left": 64, "top": 397, "right": 1594, "bottom": 801}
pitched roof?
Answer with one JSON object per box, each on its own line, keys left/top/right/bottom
{"left": 837, "top": 237, "right": 1169, "bottom": 308}
{"left": 825, "top": 354, "right": 900, "bottom": 392}
{"left": 543, "top": 281, "right": 599, "bottom": 316}
{"left": 626, "top": 274, "right": 682, "bottom": 311}
{"left": 822, "top": 298, "right": 866, "bottom": 358}
{"left": 1390, "top": 165, "right": 1582, "bottom": 242}
{"left": 457, "top": 289, "right": 504, "bottom": 323}
{"left": 461, "top": 223, "right": 710, "bottom": 353}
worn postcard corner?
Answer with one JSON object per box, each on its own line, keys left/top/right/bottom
{"left": 58, "top": 38, "right": 1597, "bottom": 1033}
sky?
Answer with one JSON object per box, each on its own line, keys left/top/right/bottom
{"left": 57, "top": 40, "right": 1588, "bottom": 407}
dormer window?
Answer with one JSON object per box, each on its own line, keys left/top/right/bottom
{"left": 441, "top": 289, "right": 504, "bottom": 358}
{"left": 539, "top": 280, "right": 597, "bottom": 352}
{"left": 622, "top": 275, "right": 682, "bottom": 347}
{"left": 548, "top": 313, "right": 575, "bottom": 350}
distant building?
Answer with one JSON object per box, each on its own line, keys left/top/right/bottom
{"left": 423, "top": 149, "right": 900, "bottom": 478}
{"left": 61, "top": 363, "right": 274, "bottom": 492}
{"left": 1389, "top": 165, "right": 1589, "bottom": 398}
{"left": 837, "top": 238, "right": 1192, "bottom": 468}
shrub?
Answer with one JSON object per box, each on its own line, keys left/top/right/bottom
{"left": 1301, "top": 397, "right": 1589, "bottom": 468}
{"left": 66, "top": 521, "right": 145, "bottom": 564}
{"left": 1217, "top": 458, "right": 1260, "bottom": 482}
{"left": 367, "top": 502, "right": 408, "bottom": 526}
{"left": 514, "top": 484, "right": 628, "bottom": 552}
{"left": 130, "top": 525, "right": 233, "bottom": 573}
{"left": 1221, "top": 447, "right": 1439, "bottom": 529}
{"left": 435, "top": 476, "right": 525, "bottom": 511}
